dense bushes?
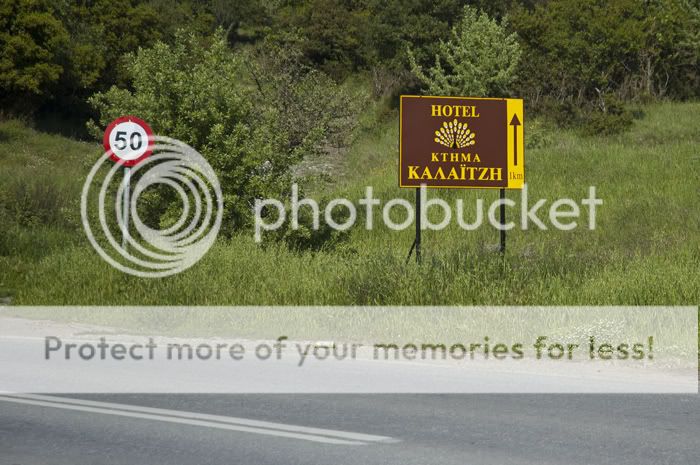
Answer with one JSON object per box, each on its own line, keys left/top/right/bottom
{"left": 88, "top": 30, "right": 363, "bottom": 235}
{"left": 3, "top": 0, "right": 699, "bottom": 124}
{"left": 511, "top": 0, "right": 700, "bottom": 109}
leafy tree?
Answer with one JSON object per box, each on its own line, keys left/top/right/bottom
{"left": 271, "top": 0, "right": 372, "bottom": 79}
{"left": 408, "top": 5, "right": 521, "bottom": 97}
{"left": 639, "top": 0, "right": 700, "bottom": 100}
{"left": 206, "top": 0, "right": 270, "bottom": 43}
{"left": 53, "top": 0, "right": 168, "bottom": 107}
{"left": 364, "top": 0, "right": 469, "bottom": 73}
{"left": 0, "top": 0, "right": 68, "bottom": 113}
{"left": 88, "top": 30, "right": 362, "bottom": 234}
{"left": 35, "top": 0, "right": 215, "bottom": 132}
{"left": 510, "top": 0, "right": 700, "bottom": 108}
{"left": 245, "top": 37, "right": 364, "bottom": 158}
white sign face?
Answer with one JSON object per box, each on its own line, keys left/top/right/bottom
{"left": 107, "top": 120, "right": 150, "bottom": 162}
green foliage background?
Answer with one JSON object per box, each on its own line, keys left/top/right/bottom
{"left": 3, "top": 0, "right": 699, "bottom": 122}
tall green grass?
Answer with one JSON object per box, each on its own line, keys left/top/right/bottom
{"left": 1, "top": 102, "right": 699, "bottom": 308}
{"left": 0, "top": 120, "right": 100, "bottom": 297}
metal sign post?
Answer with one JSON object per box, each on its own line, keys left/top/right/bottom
{"left": 121, "top": 167, "right": 131, "bottom": 250}
{"left": 415, "top": 187, "right": 422, "bottom": 263}
{"left": 499, "top": 188, "right": 506, "bottom": 254}
{"left": 405, "top": 187, "right": 422, "bottom": 264}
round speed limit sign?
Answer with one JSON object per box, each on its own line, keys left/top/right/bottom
{"left": 103, "top": 116, "right": 154, "bottom": 166}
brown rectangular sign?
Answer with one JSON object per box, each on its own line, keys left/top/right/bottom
{"left": 399, "top": 95, "right": 524, "bottom": 189}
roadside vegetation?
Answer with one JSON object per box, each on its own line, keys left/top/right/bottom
{"left": 1, "top": 101, "right": 699, "bottom": 310}
{"left": 0, "top": 0, "right": 699, "bottom": 341}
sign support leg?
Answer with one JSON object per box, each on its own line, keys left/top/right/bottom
{"left": 122, "top": 167, "right": 131, "bottom": 251}
{"left": 415, "top": 187, "right": 421, "bottom": 263}
{"left": 499, "top": 188, "right": 506, "bottom": 255}
{"left": 405, "top": 187, "right": 422, "bottom": 264}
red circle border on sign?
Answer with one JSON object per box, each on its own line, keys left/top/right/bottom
{"left": 102, "top": 115, "right": 154, "bottom": 167}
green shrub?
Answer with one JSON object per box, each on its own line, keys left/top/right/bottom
{"left": 582, "top": 95, "right": 634, "bottom": 136}
{"left": 408, "top": 5, "right": 521, "bottom": 97}
{"left": 0, "top": 175, "right": 77, "bottom": 229}
{"left": 538, "top": 98, "right": 582, "bottom": 129}
{"left": 88, "top": 29, "right": 362, "bottom": 239}
{"left": 257, "top": 196, "right": 352, "bottom": 252}
{"left": 524, "top": 119, "right": 553, "bottom": 149}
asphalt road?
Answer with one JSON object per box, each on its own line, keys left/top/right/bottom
{"left": 1, "top": 394, "right": 698, "bottom": 465}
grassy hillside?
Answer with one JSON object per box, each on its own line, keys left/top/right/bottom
{"left": 1, "top": 102, "right": 699, "bottom": 307}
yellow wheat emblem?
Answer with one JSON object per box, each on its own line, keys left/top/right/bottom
{"left": 434, "top": 119, "right": 476, "bottom": 148}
